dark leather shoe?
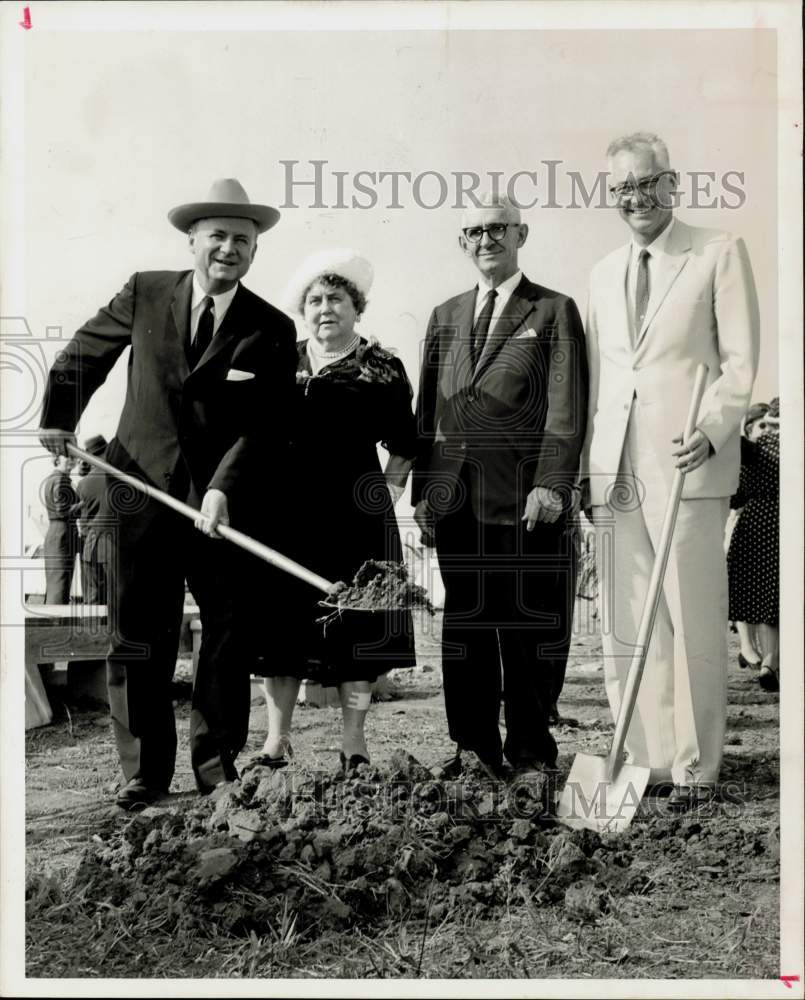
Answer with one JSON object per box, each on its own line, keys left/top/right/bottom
{"left": 667, "top": 784, "right": 715, "bottom": 812}
{"left": 470, "top": 753, "right": 509, "bottom": 781}
{"left": 116, "top": 779, "right": 165, "bottom": 812}
{"left": 738, "top": 653, "right": 761, "bottom": 670}
{"left": 644, "top": 782, "right": 674, "bottom": 798}
{"left": 758, "top": 665, "right": 779, "bottom": 692}
{"left": 431, "top": 751, "right": 464, "bottom": 780}
{"left": 339, "top": 752, "right": 370, "bottom": 773}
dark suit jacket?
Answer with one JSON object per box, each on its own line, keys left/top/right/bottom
{"left": 412, "top": 275, "right": 588, "bottom": 524}
{"left": 40, "top": 270, "right": 297, "bottom": 537}
{"left": 75, "top": 472, "right": 109, "bottom": 563}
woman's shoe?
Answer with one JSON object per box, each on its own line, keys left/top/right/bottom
{"left": 249, "top": 738, "right": 293, "bottom": 768}
{"left": 758, "top": 665, "right": 780, "bottom": 692}
{"left": 738, "top": 653, "right": 761, "bottom": 670}
{"left": 339, "top": 751, "right": 370, "bottom": 773}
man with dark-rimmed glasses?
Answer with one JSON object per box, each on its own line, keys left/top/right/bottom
{"left": 412, "top": 192, "right": 588, "bottom": 784}
{"left": 580, "top": 131, "right": 760, "bottom": 811}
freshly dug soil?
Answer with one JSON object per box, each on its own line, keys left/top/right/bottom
{"left": 24, "top": 611, "right": 781, "bottom": 980}
{"left": 329, "top": 560, "right": 435, "bottom": 614}
{"left": 31, "top": 750, "right": 777, "bottom": 948}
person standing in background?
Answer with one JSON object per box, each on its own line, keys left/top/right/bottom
{"left": 42, "top": 453, "right": 79, "bottom": 604}
{"left": 74, "top": 434, "right": 110, "bottom": 606}
{"left": 727, "top": 400, "right": 779, "bottom": 691}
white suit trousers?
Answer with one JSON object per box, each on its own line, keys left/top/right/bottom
{"left": 593, "top": 403, "right": 729, "bottom": 785}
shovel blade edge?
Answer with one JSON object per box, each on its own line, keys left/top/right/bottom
{"left": 557, "top": 755, "right": 651, "bottom": 833}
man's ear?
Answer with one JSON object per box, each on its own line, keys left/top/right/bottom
{"left": 458, "top": 234, "right": 470, "bottom": 255}
{"left": 250, "top": 240, "right": 258, "bottom": 263}
{"left": 517, "top": 223, "right": 529, "bottom": 248}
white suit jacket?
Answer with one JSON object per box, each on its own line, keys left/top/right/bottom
{"left": 582, "top": 219, "right": 760, "bottom": 505}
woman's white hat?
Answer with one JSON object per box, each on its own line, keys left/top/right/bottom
{"left": 285, "top": 248, "right": 374, "bottom": 316}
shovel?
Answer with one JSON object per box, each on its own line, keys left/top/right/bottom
{"left": 66, "top": 443, "right": 339, "bottom": 596}
{"left": 556, "top": 363, "right": 710, "bottom": 833}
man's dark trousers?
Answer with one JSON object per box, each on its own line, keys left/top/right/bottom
{"left": 107, "top": 497, "right": 252, "bottom": 793}
{"left": 435, "top": 489, "right": 576, "bottom": 769}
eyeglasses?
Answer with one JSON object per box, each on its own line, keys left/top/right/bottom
{"left": 461, "top": 223, "right": 516, "bottom": 244}
{"left": 609, "top": 170, "right": 676, "bottom": 204}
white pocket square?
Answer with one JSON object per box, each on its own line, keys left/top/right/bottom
{"left": 514, "top": 328, "right": 538, "bottom": 339}
{"left": 226, "top": 368, "right": 255, "bottom": 381}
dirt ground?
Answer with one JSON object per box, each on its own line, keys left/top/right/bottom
{"left": 25, "top": 607, "right": 780, "bottom": 981}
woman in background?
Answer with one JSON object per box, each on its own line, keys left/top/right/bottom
{"left": 727, "top": 399, "right": 779, "bottom": 691}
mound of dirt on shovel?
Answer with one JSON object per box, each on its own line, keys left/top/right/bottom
{"left": 329, "top": 561, "right": 436, "bottom": 614}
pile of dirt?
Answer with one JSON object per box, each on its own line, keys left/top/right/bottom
{"left": 329, "top": 561, "right": 435, "bottom": 614}
{"left": 45, "top": 752, "right": 778, "bottom": 944}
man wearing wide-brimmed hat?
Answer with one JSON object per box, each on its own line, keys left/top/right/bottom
{"left": 39, "top": 179, "right": 297, "bottom": 809}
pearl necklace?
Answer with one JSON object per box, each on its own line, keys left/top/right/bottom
{"left": 307, "top": 333, "right": 360, "bottom": 359}
{"left": 306, "top": 333, "right": 360, "bottom": 375}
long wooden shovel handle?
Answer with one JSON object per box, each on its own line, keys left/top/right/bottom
{"left": 606, "top": 364, "right": 710, "bottom": 776}
{"left": 66, "top": 444, "right": 336, "bottom": 595}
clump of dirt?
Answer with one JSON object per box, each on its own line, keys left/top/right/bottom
{"left": 329, "top": 561, "right": 435, "bottom": 614}
{"left": 55, "top": 750, "right": 776, "bottom": 946}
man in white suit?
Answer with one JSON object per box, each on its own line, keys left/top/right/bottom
{"left": 581, "top": 132, "right": 759, "bottom": 810}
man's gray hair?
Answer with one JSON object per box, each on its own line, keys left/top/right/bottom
{"left": 606, "top": 132, "right": 671, "bottom": 170}
{"left": 461, "top": 191, "right": 522, "bottom": 228}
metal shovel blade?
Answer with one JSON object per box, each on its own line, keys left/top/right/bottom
{"left": 556, "top": 753, "right": 651, "bottom": 833}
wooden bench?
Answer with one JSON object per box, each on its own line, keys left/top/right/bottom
{"left": 25, "top": 603, "right": 200, "bottom": 726}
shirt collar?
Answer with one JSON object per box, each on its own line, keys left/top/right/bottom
{"left": 631, "top": 217, "right": 676, "bottom": 259}
{"left": 477, "top": 268, "right": 523, "bottom": 300}
{"left": 191, "top": 273, "right": 239, "bottom": 314}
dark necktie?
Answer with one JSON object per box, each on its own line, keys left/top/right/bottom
{"left": 471, "top": 288, "right": 497, "bottom": 367}
{"left": 190, "top": 296, "right": 214, "bottom": 367}
{"left": 633, "top": 249, "right": 650, "bottom": 340}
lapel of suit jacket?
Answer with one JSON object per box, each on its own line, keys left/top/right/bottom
{"left": 472, "top": 276, "right": 536, "bottom": 382}
{"left": 443, "top": 290, "right": 476, "bottom": 392}
{"left": 166, "top": 271, "right": 192, "bottom": 383}
{"left": 188, "top": 284, "right": 250, "bottom": 377}
{"left": 636, "top": 219, "right": 692, "bottom": 348}
{"left": 605, "top": 244, "right": 632, "bottom": 351}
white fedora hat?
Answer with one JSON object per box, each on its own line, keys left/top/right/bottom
{"left": 168, "top": 178, "right": 280, "bottom": 234}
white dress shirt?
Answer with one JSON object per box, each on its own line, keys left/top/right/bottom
{"left": 190, "top": 275, "right": 238, "bottom": 342}
{"left": 473, "top": 268, "right": 523, "bottom": 326}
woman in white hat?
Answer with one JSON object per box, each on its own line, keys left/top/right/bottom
{"left": 252, "top": 249, "right": 418, "bottom": 771}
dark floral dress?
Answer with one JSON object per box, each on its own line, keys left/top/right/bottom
{"left": 727, "top": 432, "right": 779, "bottom": 625}
{"left": 252, "top": 337, "right": 419, "bottom": 684}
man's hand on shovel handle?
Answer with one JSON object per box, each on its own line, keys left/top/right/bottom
{"left": 39, "top": 428, "right": 77, "bottom": 457}
{"left": 671, "top": 427, "right": 713, "bottom": 474}
{"left": 196, "top": 488, "right": 229, "bottom": 538}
